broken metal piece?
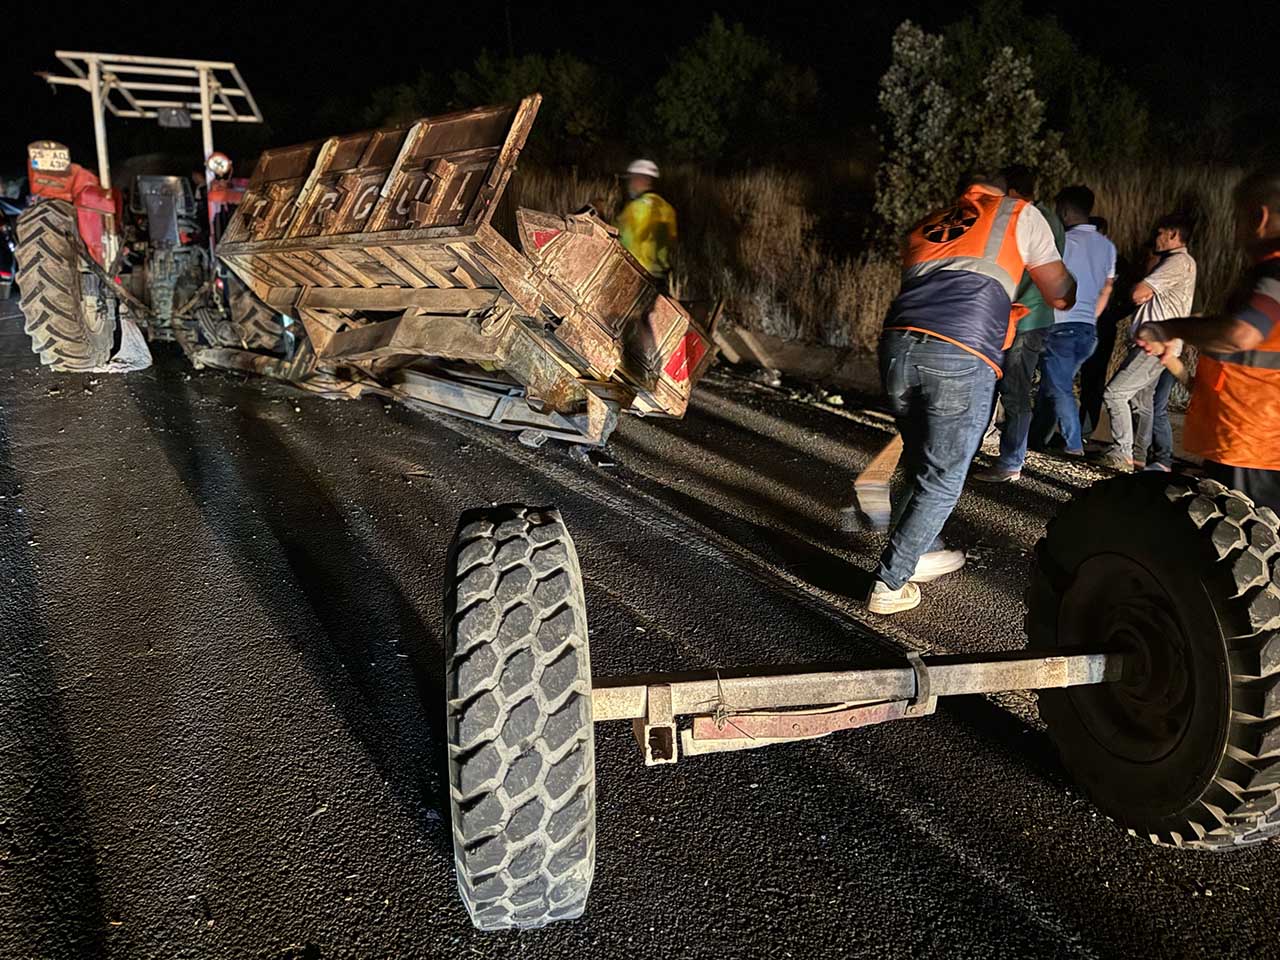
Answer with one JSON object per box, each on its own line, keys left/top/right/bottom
{"left": 633, "top": 684, "right": 677, "bottom": 766}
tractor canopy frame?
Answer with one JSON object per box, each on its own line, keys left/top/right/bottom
{"left": 37, "top": 51, "right": 264, "bottom": 191}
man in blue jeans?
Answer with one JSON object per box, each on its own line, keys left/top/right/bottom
{"left": 1028, "top": 185, "right": 1115, "bottom": 455}
{"left": 869, "top": 172, "right": 1075, "bottom": 614}
{"left": 1134, "top": 369, "right": 1176, "bottom": 470}
{"left": 971, "top": 165, "right": 1066, "bottom": 483}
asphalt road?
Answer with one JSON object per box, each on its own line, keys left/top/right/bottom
{"left": 2, "top": 301, "right": 1278, "bottom": 960}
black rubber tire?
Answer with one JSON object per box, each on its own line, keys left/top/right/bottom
{"left": 226, "top": 273, "right": 283, "bottom": 351}
{"left": 1029, "top": 474, "right": 1280, "bottom": 850}
{"left": 14, "top": 200, "right": 114, "bottom": 371}
{"left": 445, "top": 505, "right": 596, "bottom": 930}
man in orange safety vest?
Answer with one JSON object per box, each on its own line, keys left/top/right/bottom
{"left": 867, "top": 171, "right": 1076, "bottom": 615}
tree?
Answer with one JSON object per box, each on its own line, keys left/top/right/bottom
{"left": 874, "top": 21, "right": 1071, "bottom": 239}
{"left": 359, "top": 71, "right": 444, "bottom": 127}
{"left": 946, "top": 1, "right": 1149, "bottom": 169}
{"left": 452, "top": 51, "right": 614, "bottom": 164}
{"left": 647, "top": 15, "right": 818, "bottom": 164}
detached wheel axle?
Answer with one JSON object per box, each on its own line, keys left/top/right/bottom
{"left": 444, "top": 477, "right": 1280, "bottom": 928}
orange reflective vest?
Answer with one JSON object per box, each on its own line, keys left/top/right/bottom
{"left": 1183, "top": 256, "right": 1280, "bottom": 470}
{"left": 885, "top": 188, "right": 1028, "bottom": 375}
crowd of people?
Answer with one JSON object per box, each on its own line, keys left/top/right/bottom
{"left": 865, "top": 164, "right": 1280, "bottom": 615}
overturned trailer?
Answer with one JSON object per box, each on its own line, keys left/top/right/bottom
{"left": 213, "top": 95, "right": 716, "bottom": 445}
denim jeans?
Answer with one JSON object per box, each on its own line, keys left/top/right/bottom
{"left": 992, "top": 326, "right": 1048, "bottom": 472}
{"left": 875, "top": 330, "right": 996, "bottom": 590}
{"left": 1030, "top": 322, "right": 1097, "bottom": 452}
{"left": 1101, "top": 346, "right": 1164, "bottom": 461}
{"left": 1135, "top": 369, "right": 1175, "bottom": 467}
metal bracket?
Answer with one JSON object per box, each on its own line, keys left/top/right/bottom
{"left": 633, "top": 683, "right": 678, "bottom": 766}
{"left": 904, "top": 652, "right": 938, "bottom": 718}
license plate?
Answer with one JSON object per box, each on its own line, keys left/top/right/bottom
{"left": 29, "top": 144, "right": 71, "bottom": 172}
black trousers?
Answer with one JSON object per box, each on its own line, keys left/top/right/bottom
{"left": 1203, "top": 460, "right": 1280, "bottom": 515}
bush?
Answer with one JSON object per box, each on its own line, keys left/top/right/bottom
{"left": 512, "top": 165, "right": 896, "bottom": 350}
{"left": 947, "top": 0, "right": 1150, "bottom": 170}
{"left": 645, "top": 15, "right": 818, "bottom": 165}
{"left": 874, "top": 20, "right": 1071, "bottom": 240}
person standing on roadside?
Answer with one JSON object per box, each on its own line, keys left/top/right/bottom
{"left": 614, "top": 159, "right": 677, "bottom": 289}
{"left": 1094, "top": 214, "right": 1197, "bottom": 470}
{"left": 1028, "top": 185, "right": 1116, "bottom": 455}
{"left": 866, "top": 171, "right": 1075, "bottom": 615}
{"left": 972, "top": 165, "right": 1067, "bottom": 483}
{"left": 1138, "top": 168, "right": 1280, "bottom": 512}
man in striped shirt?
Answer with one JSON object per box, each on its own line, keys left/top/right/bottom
{"left": 1138, "top": 168, "right": 1280, "bottom": 512}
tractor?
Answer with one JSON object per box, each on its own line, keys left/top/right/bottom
{"left": 14, "top": 52, "right": 281, "bottom": 372}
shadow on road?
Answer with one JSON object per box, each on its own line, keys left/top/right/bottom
{"left": 0, "top": 403, "right": 107, "bottom": 957}
{"left": 128, "top": 365, "right": 454, "bottom": 856}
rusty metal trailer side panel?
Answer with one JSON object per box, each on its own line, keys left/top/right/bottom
{"left": 216, "top": 95, "right": 714, "bottom": 444}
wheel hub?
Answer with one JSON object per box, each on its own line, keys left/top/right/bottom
{"left": 1059, "top": 554, "right": 1196, "bottom": 763}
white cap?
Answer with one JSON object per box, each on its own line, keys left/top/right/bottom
{"left": 625, "top": 159, "right": 660, "bottom": 179}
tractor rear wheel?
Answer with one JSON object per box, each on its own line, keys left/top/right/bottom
{"left": 444, "top": 505, "right": 596, "bottom": 930}
{"left": 1029, "top": 474, "right": 1280, "bottom": 850}
{"left": 14, "top": 200, "right": 115, "bottom": 371}
{"left": 227, "top": 274, "right": 283, "bottom": 351}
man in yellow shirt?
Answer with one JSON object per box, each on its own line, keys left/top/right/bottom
{"left": 615, "top": 159, "right": 677, "bottom": 287}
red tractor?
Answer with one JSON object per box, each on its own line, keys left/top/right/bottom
{"left": 14, "top": 52, "right": 282, "bottom": 371}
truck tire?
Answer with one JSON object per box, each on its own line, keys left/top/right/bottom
{"left": 1028, "top": 474, "right": 1280, "bottom": 850}
{"left": 445, "top": 505, "right": 596, "bottom": 930}
{"left": 14, "top": 200, "right": 114, "bottom": 371}
{"left": 227, "top": 274, "right": 283, "bottom": 351}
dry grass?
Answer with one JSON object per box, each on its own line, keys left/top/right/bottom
{"left": 510, "top": 164, "right": 1249, "bottom": 353}
{"left": 1082, "top": 165, "right": 1246, "bottom": 315}
{"left": 510, "top": 166, "right": 895, "bottom": 350}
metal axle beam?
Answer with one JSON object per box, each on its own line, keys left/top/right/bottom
{"left": 595, "top": 650, "right": 1125, "bottom": 765}
{"left": 591, "top": 650, "right": 1122, "bottom": 723}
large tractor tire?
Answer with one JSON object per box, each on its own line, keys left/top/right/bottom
{"left": 1029, "top": 474, "right": 1280, "bottom": 850}
{"left": 14, "top": 200, "right": 115, "bottom": 371}
{"left": 227, "top": 274, "right": 284, "bottom": 351}
{"left": 445, "top": 505, "right": 596, "bottom": 930}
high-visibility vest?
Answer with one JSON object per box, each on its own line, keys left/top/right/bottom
{"left": 615, "top": 192, "right": 677, "bottom": 280}
{"left": 884, "top": 189, "right": 1028, "bottom": 375}
{"left": 1183, "top": 257, "right": 1280, "bottom": 470}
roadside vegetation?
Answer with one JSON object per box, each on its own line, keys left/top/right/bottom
{"left": 342, "top": 6, "right": 1248, "bottom": 352}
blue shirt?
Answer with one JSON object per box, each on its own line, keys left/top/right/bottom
{"left": 1054, "top": 223, "right": 1116, "bottom": 325}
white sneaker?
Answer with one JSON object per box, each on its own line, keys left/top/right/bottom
{"left": 910, "top": 548, "right": 966, "bottom": 583}
{"left": 867, "top": 580, "right": 922, "bottom": 614}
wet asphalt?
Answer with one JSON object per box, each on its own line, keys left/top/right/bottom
{"left": 1, "top": 299, "right": 1277, "bottom": 960}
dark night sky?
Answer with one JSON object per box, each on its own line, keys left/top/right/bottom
{"left": 6, "top": 0, "right": 1278, "bottom": 176}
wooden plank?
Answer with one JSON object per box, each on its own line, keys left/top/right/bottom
{"left": 450, "top": 241, "right": 497, "bottom": 287}
{"left": 263, "top": 254, "right": 321, "bottom": 289}
{"left": 367, "top": 247, "right": 432, "bottom": 288}
{"left": 317, "top": 248, "right": 379, "bottom": 288}
{"left": 397, "top": 245, "right": 459, "bottom": 288}
{"left": 263, "top": 286, "right": 499, "bottom": 313}
{"left": 218, "top": 221, "right": 480, "bottom": 257}
{"left": 279, "top": 251, "right": 340, "bottom": 288}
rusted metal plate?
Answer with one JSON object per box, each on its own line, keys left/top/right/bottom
{"left": 514, "top": 207, "right": 715, "bottom": 416}
{"left": 690, "top": 700, "right": 908, "bottom": 741}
